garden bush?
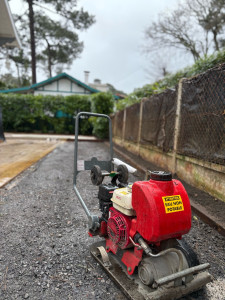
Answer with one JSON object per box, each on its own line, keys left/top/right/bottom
{"left": 91, "top": 92, "right": 114, "bottom": 139}
{"left": 0, "top": 94, "right": 91, "bottom": 134}
{"left": 0, "top": 92, "right": 114, "bottom": 138}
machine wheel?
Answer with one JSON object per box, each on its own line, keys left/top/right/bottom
{"left": 91, "top": 165, "right": 103, "bottom": 186}
{"left": 176, "top": 239, "right": 206, "bottom": 299}
{"left": 176, "top": 238, "right": 199, "bottom": 267}
{"left": 158, "top": 238, "right": 199, "bottom": 268}
{"left": 117, "top": 164, "right": 128, "bottom": 184}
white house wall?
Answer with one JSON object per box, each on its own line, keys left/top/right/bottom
{"left": 58, "top": 78, "right": 70, "bottom": 91}
{"left": 34, "top": 91, "right": 69, "bottom": 96}
{"left": 90, "top": 83, "right": 109, "bottom": 92}
{"left": 43, "top": 81, "right": 57, "bottom": 91}
{"left": 34, "top": 90, "right": 91, "bottom": 96}
{"left": 34, "top": 78, "right": 92, "bottom": 96}
{"left": 72, "top": 82, "right": 86, "bottom": 93}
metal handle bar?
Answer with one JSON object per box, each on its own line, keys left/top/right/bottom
{"left": 74, "top": 112, "right": 113, "bottom": 185}
{"left": 73, "top": 112, "right": 114, "bottom": 231}
{"left": 153, "top": 263, "right": 210, "bottom": 288}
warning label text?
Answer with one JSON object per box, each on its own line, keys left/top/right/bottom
{"left": 162, "top": 195, "right": 184, "bottom": 214}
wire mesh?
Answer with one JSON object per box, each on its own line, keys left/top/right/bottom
{"left": 113, "top": 110, "right": 124, "bottom": 138}
{"left": 113, "top": 63, "right": 225, "bottom": 166}
{"left": 140, "top": 89, "right": 177, "bottom": 151}
{"left": 124, "top": 102, "right": 140, "bottom": 142}
{"left": 178, "top": 64, "right": 225, "bottom": 165}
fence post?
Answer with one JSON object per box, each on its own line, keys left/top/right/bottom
{"left": 122, "top": 108, "right": 127, "bottom": 146}
{"left": 0, "top": 106, "right": 5, "bottom": 142}
{"left": 172, "top": 78, "right": 184, "bottom": 174}
{"left": 137, "top": 99, "right": 144, "bottom": 155}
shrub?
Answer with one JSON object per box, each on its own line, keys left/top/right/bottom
{"left": 91, "top": 92, "right": 114, "bottom": 139}
{"left": 0, "top": 93, "right": 91, "bottom": 134}
{"left": 0, "top": 92, "right": 115, "bottom": 138}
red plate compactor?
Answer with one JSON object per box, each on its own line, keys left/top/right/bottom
{"left": 73, "top": 112, "right": 212, "bottom": 300}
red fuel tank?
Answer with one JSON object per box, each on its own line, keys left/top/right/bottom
{"left": 132, "top": 171, "right": 191, "bottom": 243}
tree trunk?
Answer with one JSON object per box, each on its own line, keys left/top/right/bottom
{"left": 28, "top": 0, "right": 36, "bottom": 84}
{"left": 162, "top": 67, "right": 168, "bottom": 77}
{"left": 16, "top": 63, "right": 21, "bottom": 86}
{"left": 212, "top": 30, "right": 219, "bottom": 51}
{"left": 47, "top": 43, "right": 52, "bottom": 77}
{"left": 190, "top": 48, "right": 200, "bottom": 62}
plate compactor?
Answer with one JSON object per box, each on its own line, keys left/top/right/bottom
{"left": 73, "top": 112, "right": 212, "bottom": 300}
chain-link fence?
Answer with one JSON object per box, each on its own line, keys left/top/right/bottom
{"left": 124, "top": 102, "right": 140, "bottom": 142}
{"left": 113, "top": 63, "right": 225, "bottom": 166}
{"left": 112, "top": 110, "right": 124, "bottom": 138}
{"left": 140, "top": 89, "right": 177, "bottom": 152}
{"left": 178, "top": 64, "right": 225, "bottom": 165}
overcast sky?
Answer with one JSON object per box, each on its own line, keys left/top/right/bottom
{"left": 10, "top": 0, "right": 180, "bottom": 94}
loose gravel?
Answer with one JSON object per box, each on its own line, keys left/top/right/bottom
{"left": 0, "top": 142, "right": 224, "bottom": 300}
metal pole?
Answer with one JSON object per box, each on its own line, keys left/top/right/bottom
{"left": 172, "top": 78, "right": 184, "bottom": 174}
{"left": 122, "top": 109, "right": 127, "bottom": 146}
{"left": 137, "top": 99, "right": 144, "bottom": 156}
{"left": 155, "top": 263, "right": 210, "bottom": 287}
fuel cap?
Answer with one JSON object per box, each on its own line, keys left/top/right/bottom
{"left": 150, "top": 171, "right": 172, "bottom": 181}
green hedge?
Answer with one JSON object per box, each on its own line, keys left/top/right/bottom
{"left": 0, "top": 93, "right": 113, "bottom": 137}
{"left": 116, "top": 50, "right": 225, "bottom": 110}
{"left": 91, "top": 92, "right": 114, "bottom": 139}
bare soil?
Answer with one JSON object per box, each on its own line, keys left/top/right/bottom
{"left": 0, "top": 139, "right": 61, "bottom": 187}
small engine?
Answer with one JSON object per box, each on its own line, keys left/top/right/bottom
{"left": 94, "top": 168, "right": 195, "bottom": 283}
{"left": 98, "top": 170, "right": 191, "bottom": 248}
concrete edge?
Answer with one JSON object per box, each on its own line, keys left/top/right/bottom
{"left": 4, "top": 133, "right": 103, "bottom": 142}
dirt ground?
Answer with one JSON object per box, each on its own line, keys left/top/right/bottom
{"left": 0, "top": 139, "right": 61, "bottom": 188}
{"left": 0, "top": 142, "right": 224, "bottom": 300}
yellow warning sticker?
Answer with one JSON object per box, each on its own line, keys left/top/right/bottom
{"left": 162, "top": 195, "right": 184, "bottom": 214}
{"left": 120, "top": 191, "right": 128, "bottom": 195}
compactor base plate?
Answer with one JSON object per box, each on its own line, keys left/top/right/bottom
{"left": 90, "top": 241, "right": 212, "bottom": 300}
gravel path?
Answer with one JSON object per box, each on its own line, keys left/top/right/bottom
{"left": 0, "top": 142, "right": 224, "bottom": 300}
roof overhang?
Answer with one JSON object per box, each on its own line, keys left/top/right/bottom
{"left": 0, "top": 0, "right": 22, "bottom": 48}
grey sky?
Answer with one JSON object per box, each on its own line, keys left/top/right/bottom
{"left": 10, "top": 0, "right": 179, "bottom": 93}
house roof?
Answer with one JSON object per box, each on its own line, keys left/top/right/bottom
{"left": 0, "top": 0, "right": 21, "bottom": 48}
{"left": 0, "top": 73, "right": 100, "bottom": 94}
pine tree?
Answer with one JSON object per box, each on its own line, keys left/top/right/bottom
{"left": 12, "top": 0, "right": 95, "bottom": 84}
